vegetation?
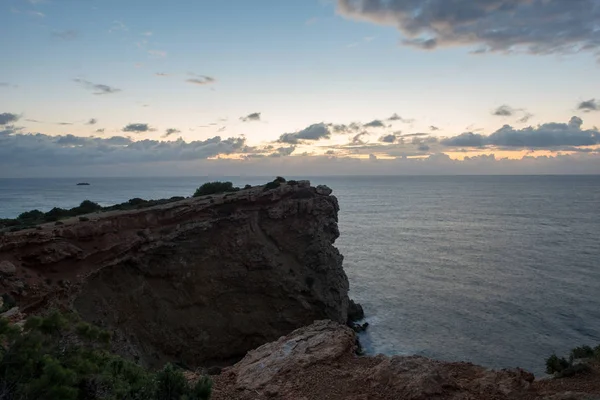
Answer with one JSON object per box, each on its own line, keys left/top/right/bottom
{"left": 0, "top": 311, "right": 212, "bottom": 400}
{"left": 193, "top": 182, "right": 239, "bottom": 197}
{"left": 263, "top": 177, "right": 287, "bottom": 191}
{"left": 545, "top": 344, "right": 600, "bottom": 377}
{"left": 0, "top": 197, "right": 187, "bottom": 232}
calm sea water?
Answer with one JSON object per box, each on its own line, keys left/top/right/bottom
{"left": 1, "top": 176, "right": 599, "bottom": 375}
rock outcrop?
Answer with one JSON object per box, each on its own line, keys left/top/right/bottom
{"left": 212, "top": 321, "right": 600, "bottom": 400}
{"left": 0, "top": 181, "right": 350, "bottom": 368}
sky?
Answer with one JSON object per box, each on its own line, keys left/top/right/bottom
{"left": 1, "top": 0, "right": 600, "bottom": 176}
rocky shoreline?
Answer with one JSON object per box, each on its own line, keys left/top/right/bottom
{"left": 1, "top": 180, "right": 599, "bottom": 399}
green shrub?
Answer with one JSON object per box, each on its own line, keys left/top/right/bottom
{"left": 545, "top": 354, "right": 570, "bottom": 375}
{"left": 263, "top": 181, "right": 281, "bottom": 191}
{"left": 570, "top": 345, "right": 594, "bottom": 361}
{"left": 17, "top": 209, "right": 44, "bottom": 221}
{"left": 0, "top": 312, "right": 212, "bottom": 400}
{"left": 193, "top": 182, "right": 239, "bottom": 197}
{"left": 72, "top": 200, "right": 102, "bottom": 215}
{"left": 243, "top": 184, "right": 252, "bottom": 189}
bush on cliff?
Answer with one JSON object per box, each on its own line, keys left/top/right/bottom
{"left": 545, "top": 344, "right": 600, "bottom": 377}
{"left": 193, "top": 181, "right": 239, "bottom": 197}
{"left": 0, "top": 312, "right": 212, "bottom": 400}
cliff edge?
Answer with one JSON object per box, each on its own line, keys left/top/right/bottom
{"left": 0, "top": 181, "right": 350, "bottom": 368}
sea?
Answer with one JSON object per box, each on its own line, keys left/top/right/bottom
{"left": 1, "top": 175, "right": 599, "bottom": 375}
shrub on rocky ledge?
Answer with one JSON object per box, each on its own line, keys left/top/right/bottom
{"left": 545, "top": 344, "right": 600, "bottom": 377}
{"left": 0, "top": 312, "right": 212, "bottom": 400}
{"left": 193, "top": 181, "right": 239, "bottom": 197}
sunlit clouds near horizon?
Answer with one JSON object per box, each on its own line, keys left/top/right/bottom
{"left": 1, "top": 0, "right": 600, "bottom": 176}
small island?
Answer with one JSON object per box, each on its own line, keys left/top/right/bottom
{"left": 76, "top": 182, "right": 90, "bottom": 186}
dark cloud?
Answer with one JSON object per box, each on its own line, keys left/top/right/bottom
{"left": 57, "top": 122, "right": 73, "bottom": 126}
{"left": 186, "top": 76, "right": 216, "bottom": 85}
{"left": 86, "top": 118, "right": 97, "bottom": 125}
{"left": 493, "top": 105, "right": 515, "bottom": 116}
{"left": 388, "top": 113, "right": 413, "bottom": 123}
{"left": 163, "top": 128, "right": 181, "bottom": 138}
{"left": 274, "top": 146, "right": 296, "bottom": 157}
{"left": 123, "top": 123, "right": 152, "bottom": 133}
{"left": 518, "top": 113, "right": 534, "bottom": 123}
{"left": 364, "top": 119, "right": 386, "bottom": 128}
{"left": 74, "top": 79, "right": 121, "bottom": 95}
{"left": 0, "top": 113, "right": 20, "bottom": 125}
{"left": 337, "top": 0, "right": 600, "bottom": 60}
{"left": 441, "top": 132, "right": 486, "bottom": 147}
{"left": 577, "top": 99, "right": 599, "bottom": 112}
{"left": 379, "top": 134, "right": 397, "bottom": 143}
{"left": 417, "top": 144, "right": 430, "bottom": 152}
{"left": 351, "top": 131, "right": 369, "bottom": 145}
{"left": 52, "top": 30, "right": 78, "bottom": 40}
{"left": 0, "top": 125, "right": 23, "bottom": 136}
{"left": 218, "top": 126, "right": 226, "bottom": 132}
{"left": 430, "top": 126, "right": 440, "bottom": 131}
{"left": 278, "top": 123, "right": 331, "bottom": 144}
{"left": 441, "top": 117, "right": 600, "bottom": 148}
{"left": 240, "top": 112, "right": 261, "bottom": 122}
{"left": 95, "top": 129, "right": 105, "bottom": 133}
{"left": 330, "top": 122, "right": 362, "bottom": 133}
{"left": 0, "top": 132, "right": 247, "bottom": 167}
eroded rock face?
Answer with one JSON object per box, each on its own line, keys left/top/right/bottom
{"left": 215, "top": 321, "right": 539, "bottom": 400}
{"left": 0, "top": 182, "right": 350, "bottom": 368}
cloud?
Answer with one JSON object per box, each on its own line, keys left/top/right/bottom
{"left": 95, "top": 129, "right": 105, "bottom": 133}
{"left": 306, "top": 17, "right": 318, "bottom": 25}
{"left": 493, "top": 105, "right": 515, "bottom": 116}
{"left": 142, "top": 31, "right": 153, "bottom": 36}
{"left": 518, "top": 113, "right": 534, "bottom": 123}
{"left": 388, "top": 113, "right": 414, "bottom": 123}
{"left": 186, "top": 76, "right": 216, "bottom": 85}
{"left": 330, "top": 122, "right": 362, "bottom": 133}
{"left": 86, "top": 118, "right": 97, "bottom": 125}
{"left": 336, "top": 0, "right": 600, "bottom": 60}
{"left": 123, "top": 123, "right": 152, "bottom": 133}
{"left": 0, "top": 125, "right": 23, "bottom": 137}
{"left": 364, "top": 119, "right": 386, "bottom": 128}
{"left": 0, "top": 83, "right": 18, "bottom": 89}
{"left": 430, "top": 126, "right": 440, "bottom": 131}
{"left": 0, "top": 113, "right": 20, "bottom": 125}
{"left": 74, "top": 79, "right": 121, "bottom": 95}
{"left": 577, "top": 99, "right": 599, "bottom": 112}
{"left": 163, "top": 128, "right": 181, "bottom": 138}
{"left": 0, "top": 132, "right": 247, "bottom": 168}
{"left": 401, "top": 132, "right": 428, "bottom": 137}
{"left": 148, "top": 50, "right": 167, "bottom": 58}
{"left": 52, "top": 30, "right": 78, "bottom": 40}
{"left": 57, "top": 122, "right": 73, "bottom": 126}
{"left": 441, "top": 117, "right": 600, "bottom": 148}
{"left": 109, "top": 21, "right": 127, "bottom": 33}
{"left": 240, "top": 112, "right": 261, "bottom": 122}
{"left": 369, "top": 154, "right": 377, "bottom": 160}
{"left": 351, "top": 131, "right": 369, "bottom": 145}
{"left": 379, "top": 134, "right": 397, "bottom": 143}
{"left": 278, "top": 123, "right": 331, "bottom": 144}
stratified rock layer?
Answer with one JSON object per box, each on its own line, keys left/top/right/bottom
{"left": 0, "top": 181, "right": 350, "bottom": 367}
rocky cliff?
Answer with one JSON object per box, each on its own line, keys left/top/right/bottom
{"left": 0, "top": 181, "right": 350, "bottom": 368}
{"left": 211, "top": 321, "right": 600, "bottom": 400}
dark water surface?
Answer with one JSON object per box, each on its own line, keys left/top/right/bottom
{"left": 1, "top": 175, "right": 599, "bottom": 375}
